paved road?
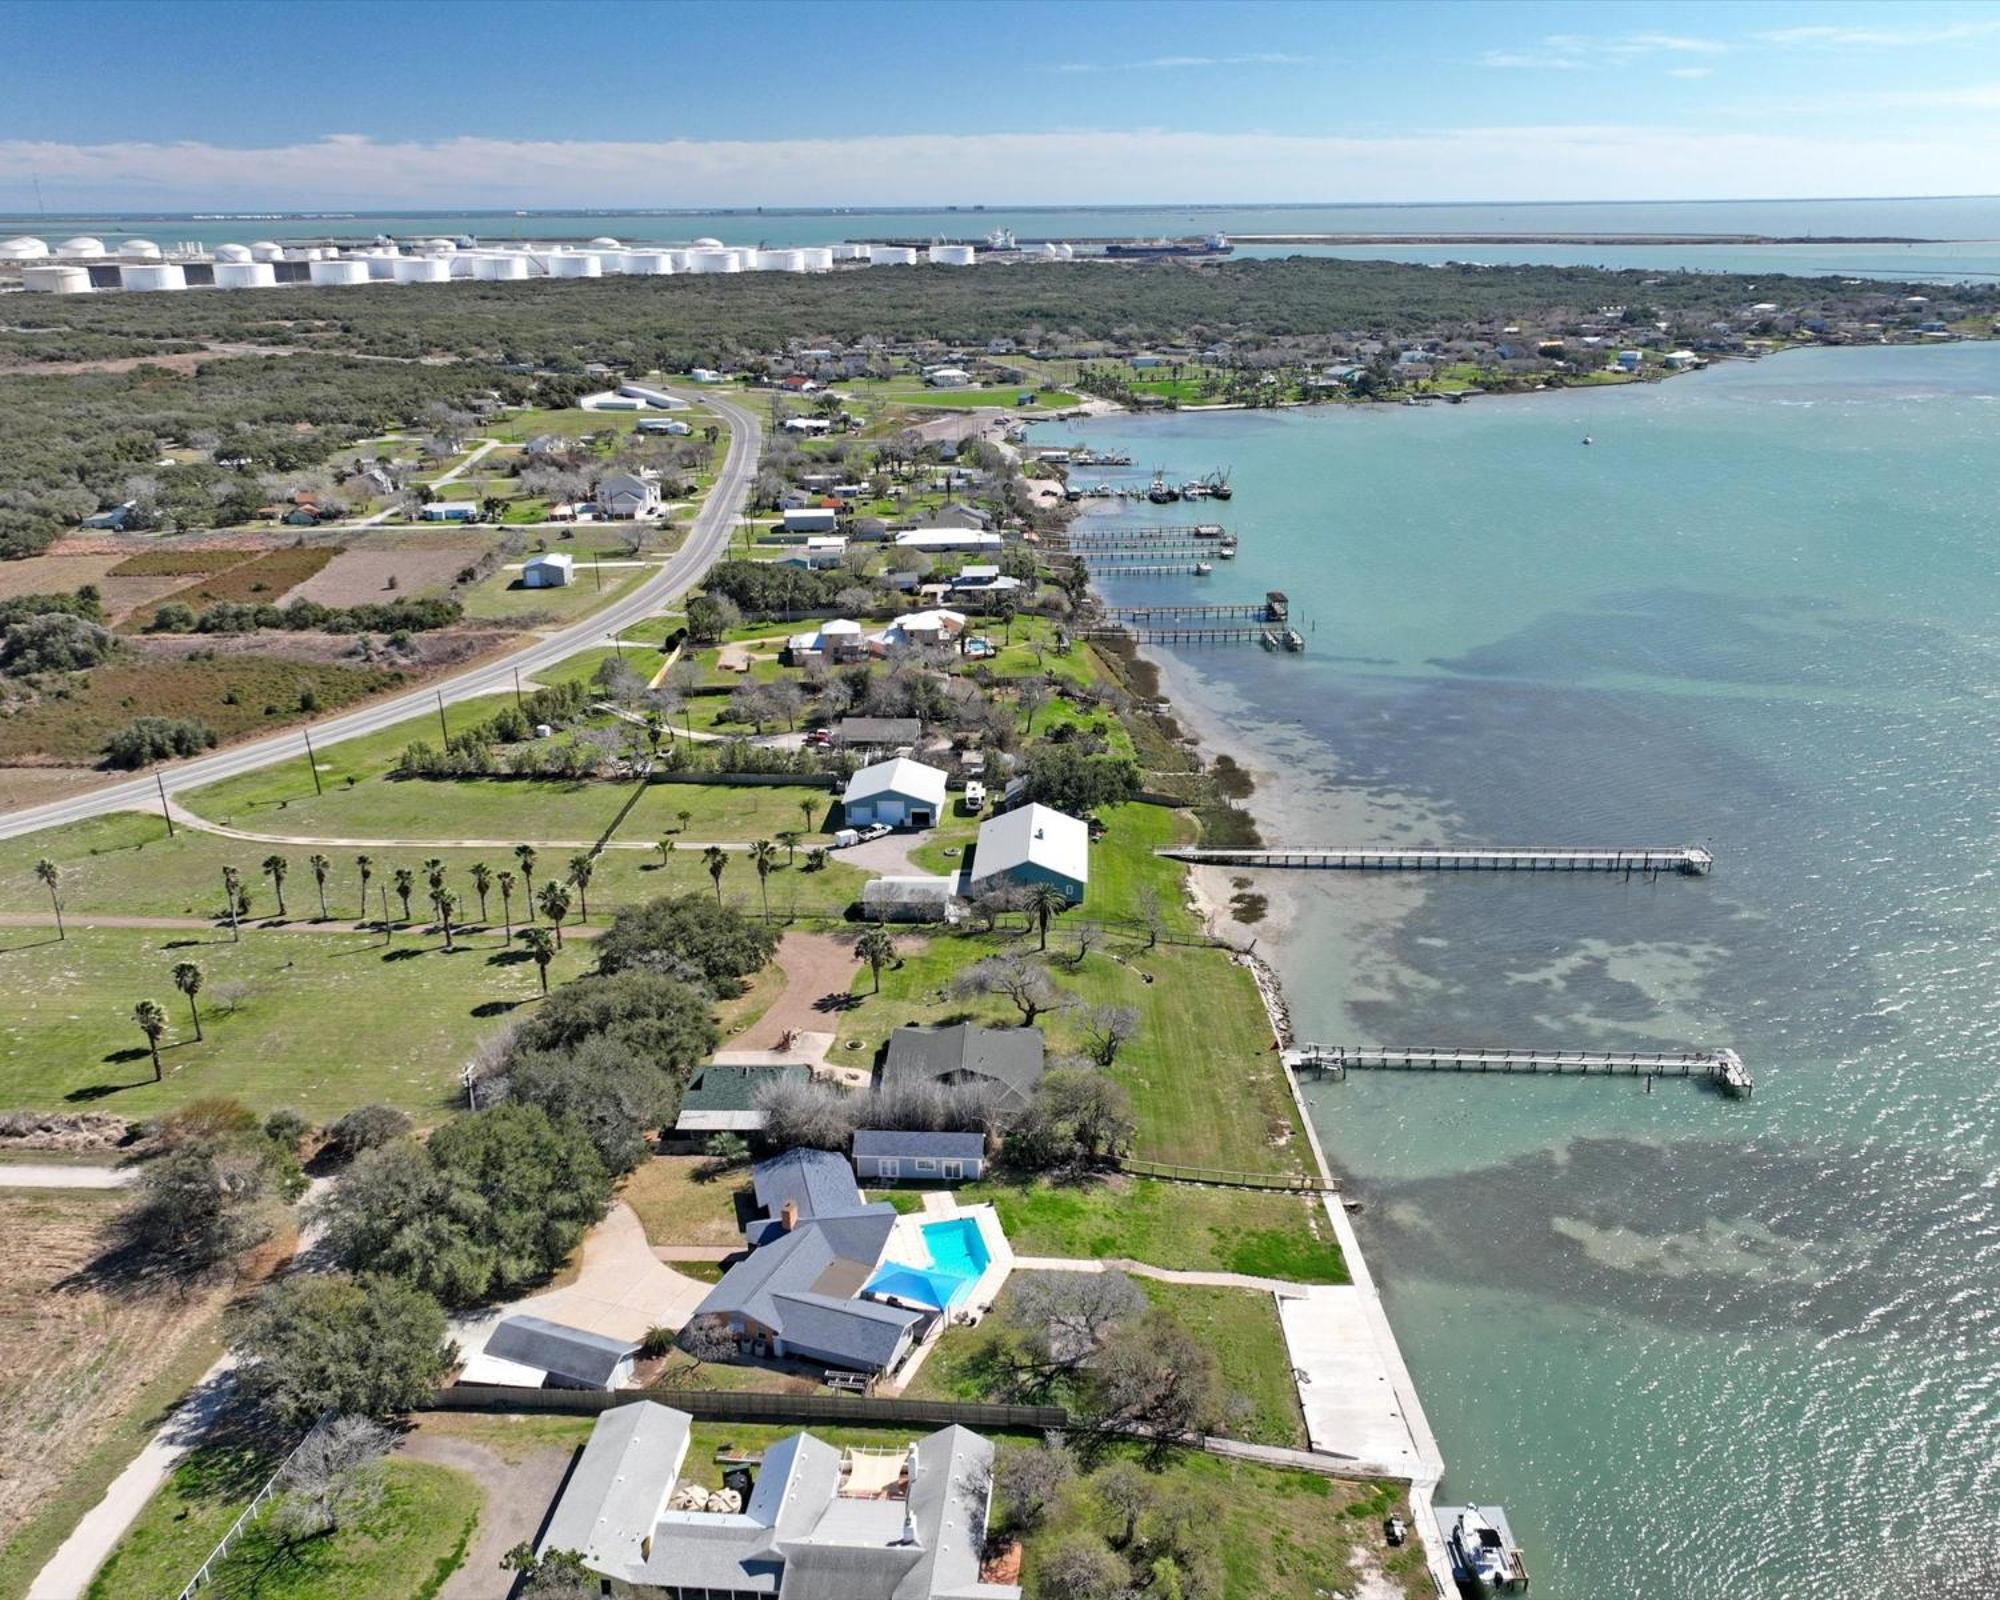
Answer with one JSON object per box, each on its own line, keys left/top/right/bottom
{"left": 0, "top": 388, "right": 760, "bottom": 845}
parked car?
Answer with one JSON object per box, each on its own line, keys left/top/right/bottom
{"left": 857, "top": 823, "right": 892, "bottom": 842}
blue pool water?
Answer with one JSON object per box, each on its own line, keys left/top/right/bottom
{"left": 864, "top": 1219, "right": 990, "bottom": 1311}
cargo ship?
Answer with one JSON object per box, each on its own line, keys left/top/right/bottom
{"left": 1104, "top": 233, "right": 1232, "bottom": 258}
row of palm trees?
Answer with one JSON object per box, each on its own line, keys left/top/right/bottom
{"left": 130, "top": 957, "right": 208, "bottom": 1082}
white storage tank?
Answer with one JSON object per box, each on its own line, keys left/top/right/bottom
{"left": 1, "top": 235, "right": 49, "bottom": 261}
{"left": 120, "top": 262, "right": 187, "bottom": 292}
{"left": 393, "top": 255, "right": 451, "bottom": 283}
{"left": 549, "top": 252, "right": 601, "bottom": 278}
{"left": 691, "top": 236, "right": 725, "bottom": 249}
{"left": 214, "top": 260, "right": 278, "bottom": 289}
{"left": 753, "top": 249, "right": 806, "bottom": 272}
{"left": 448, "top": 251, "right": 485, "bottom": 277}
{"left": 474, "top": 253, "right": 530, "bottom": 280}
{"left": 119, "top": 239, "right": 162, "bottom": 259}
{"left": 250, "top": 240, "right": 284, "bottom": 262}
{"left": 284, "top": 246, "right": 326, "bottom": 261}
{"left": 57, "top": 236, "right": 106, "bottom": 258}
{"left": 797, "top": 247, "right": 834, "bottom": 271}
{"left": 364, "top": 250, "right": 401, "bottom": 280}
{"left": 213, "top": 243, "right": 253, "bottom": 263}
{"left": 423, "top": 237, "right": 457, "bottom": 255}
{"left": 871, "top": 246, "right": 918, "bottom": 265}
{"left": 687, "top": 248, "right": 742, "bottom": 274}
{"left": 587, "top": 236, "right": 622, "bottom": 249}
{"left": 928, "top": 243, "right": 976, "bottom": 266}
{"left": 23, "top": 264, "right": 93, "bottom": 293}
{"left": 309, "top": 257, "right": 371, "bottom": 286}
{"left": 833, "top": 242, "right": 872, "bottom": 262}
{"left": 621, "top": 251, "right": 675, "bottom": 275}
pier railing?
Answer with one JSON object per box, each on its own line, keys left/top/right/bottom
{"left": 1286, "top": 1043, "right": 1752, "bottom": 1095}
{"left": 1161, "top": 845, "right": 1713, "bottom": 876}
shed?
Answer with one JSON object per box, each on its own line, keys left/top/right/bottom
{"left": 420, "top": 501, "right": 477, "bottom": 521}
{"left": 842, "top": 757, "right": 948, "bottom": 829}
{"left": 968, "top": 803, "right": 1089, "bottom": 904}
{"left": 833, "top": 716, "right": 923, "bottom": 753}
{"left": 782, "top": 506, "right": 840, "bottom": 535}
{"left": 480, "top": 1314, "right": 639, "bottom": 1390}
{"left": 861, "top": 876, "right": 960, "bottom": 924}
{"left": 523, "top": 552, "right": 574, "bottom": 588}
{"left": 852, "top": 1129, "right": 988, "bottom": 1183}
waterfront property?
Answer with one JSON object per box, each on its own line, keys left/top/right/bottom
{"left": 842, "top": 756, "right": 948, "bottom": 829}
{"left": 968, "top": 803, "right": 1089, "bottom": 904}
{"left": 537, "top": 1400, "right": 1018, "bottom": 1598}
{"left": 880, "top": 1022, "right": 1046, "bottom": 1115}
{"left": 852, "top": 1128, "right": 989, "bottom": 1184}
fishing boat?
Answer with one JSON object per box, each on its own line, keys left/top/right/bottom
{"left": 1216, "top": 540, "right": 1238, "bottom": 558}
{"left": 1192, "top": 523, "right": 1227, "bottom": 539}
{"left": 1442, "top": 1505, "right": 1528, "bottom": 1594}
{"left": 1193, "top": 560, "right": 1214, "bottom": 575}
{"left": 1206, "top": 469, "right": 1233, "bottom": 500}
{"left": 1146, "top": 471, "right": 1179, "bottom": 504}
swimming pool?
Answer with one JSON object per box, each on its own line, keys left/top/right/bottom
{"left": 864, "top": 1218, "right": 991, "bottom": 1311}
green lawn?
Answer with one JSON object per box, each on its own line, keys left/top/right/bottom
{"left": 459, "top": 558, "right": 651, "bottom": 623}
{"left": 1084, "top": 802, "right": 1198, "bottom": 930}
{"left": 961, "top": 1176, "right": 1346, "bottom": 1283}
{"left": 906, "top": 1271, "right": 1306, "bottom": 1450}
{"left": 87, "top": 1453, "right": 481, "bottom": 1600}
{"left": 0, "top": 924, "right": 595, "bottom": 1120}
{"left": 0, "top": 812, "right": 866, "bottom": 924}
{"left": 838, "top": 935, "right": 1301, "bottom": 1177}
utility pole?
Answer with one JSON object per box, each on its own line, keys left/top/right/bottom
{"left": 592, "top": 551, "right": 603, "bottom": 591}
{"left": 435, "top": 689, "right": 449, "bottom": 743}
{"left": 155, "top": 773, "right": 175, "bottom": 837}
{"left": 301, "top": 725, "right": 323, "bottom": 796}
{"left": 513, "top": 667, "right": 524, "bottom": 710}
{"left": 610, "top": 632, "right": 624, "bottom": 660}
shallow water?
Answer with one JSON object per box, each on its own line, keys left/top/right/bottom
{"left": 1033, "top": 345, "right": 2000, "bottom": 1597}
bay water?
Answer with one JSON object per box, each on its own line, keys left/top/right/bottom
{"left": 1035, "top": 344, "right": 2000, "bottom": 1597}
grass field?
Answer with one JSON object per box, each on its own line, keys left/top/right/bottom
{"left": 621, "top": 1155, "right": 751, "bottom": 1248}
{"left": 86, "top": 1453, "right": 480, "bottom": 1600}
{"left": 837, "top": 934, "right": 1302, "bottom": 1178}
{"left": 0, "top": 924, "right": 595, "bottom": 1120}
{"left": 458, "top": 557, "right": 651, "bottom": 623}
{"left": 0, "top": 812, "right": 869, "bottom": 924}
{"left": 0, "top": 1189, "right": 243, "bottom": 1590}
{"left": 905, "top": 1270, "right": 1307, "bottom": 1449}
{"left": 960, "top": 1176, "right": 1346, "bottom": 1283}
{"left": 0, "top": 657, "right": 410, "bottom": 766}
{"left": 118, "top": 546, "right": 341, "bottom": 630}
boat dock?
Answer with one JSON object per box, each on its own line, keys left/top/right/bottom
{"left": 1057, "top": 537, "right": 1237, "bottom": 558}
{"left": 1081, "top": 620, "right": 1282, "bottom": 645}
{"left": 1285, "top": 1042, "right": 1753, "bottom": 1095}
{"left": 1103, "top": 595, "right": 1286, "bottom": 623}
{"left": 1159, "top": 844, "right": 1713, "bottom": 875}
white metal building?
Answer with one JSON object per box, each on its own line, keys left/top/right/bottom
{"left": 842, "top": 757, "right": 949, "bottom": 829}
{"left": 969, "top": 803, "right": 1089, "bottom": 904}
{"left": 523, "top": 552, "right": 575, "bottom": 588}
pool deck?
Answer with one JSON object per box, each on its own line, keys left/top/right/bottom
{"left": 880, "top": 1196, "right": 1014, "bottom": 1394}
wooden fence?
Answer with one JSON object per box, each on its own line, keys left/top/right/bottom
{"left": 428, "top": 1385, "right": 1068, "bottom": 1432}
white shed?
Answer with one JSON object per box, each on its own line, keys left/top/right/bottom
{"left": 842, "top": 756, "right": 949, "bottom": 829}
{"left": 523, "top": 552, "right": 575, "bottom": 588}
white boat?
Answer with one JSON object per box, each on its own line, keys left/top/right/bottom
{"left": 1193, "top": 561, "right": 1214, "bottom": 575}
{"left": 1448, "top": 1508, "right": 1515, "bottom": 1594}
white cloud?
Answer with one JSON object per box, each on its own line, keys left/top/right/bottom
{"left": 1055, "top": 51, "right": 1310, "bottom": 74}
{"left": 1756, "top": 19, "right": 2000, "bottom": 47}
{"left": 1483, "top": 32, "right": 1727, "bottom": 68}
{"left": 3, "top": 126, "right": 1993, "bottom": 212}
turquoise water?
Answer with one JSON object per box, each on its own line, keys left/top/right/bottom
{"left": 866, "top": 1218, "right": 989, "bottom": 1310}
{"left": 1032, "top": 345, "right": 2000, "bottom": 1596}
{"left": 8, "top": 197, "right": 2000, "bottom": 280}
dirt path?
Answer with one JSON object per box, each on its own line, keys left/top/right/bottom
{"left": 0, "top": 1162, "right": 136, "bottom": 1189}
{"left": 397, "top": 1429, "right": 575, "bottom": 1600}
{"left": 734, "top": 932, "right": 862, "bottom": 1051}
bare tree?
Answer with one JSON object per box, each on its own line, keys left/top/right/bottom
{"left": 270, "top": 1415, "right": 392, "bottom": 1540}
{"left": 1012, "top": 1272, "right": 1145, "bottom": 1375}
{"left": 992, "top": 1436, "right": 1076, "bottom": 1533}
{"left": 662, "top": 1318, "right": 743, "bottom": 1386}
{"left": 953, "top": 955, "right": 1063, "bottom": 1026}
{"left": 1080, "top": 1004, "right": 1140, "bottom": 1067}
{"left": 753, "top": 1076, "right": 854, "bottom": 1151}
{"left": 1135, "top": 884, "right": 1165, "bottom": 951}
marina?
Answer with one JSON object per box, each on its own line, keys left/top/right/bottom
{"left": 1160, "top": 844, "right": 1713, "bottom": 874}
{"left": 1284, "top": 1043, "right": 1753, "bottom": 1095}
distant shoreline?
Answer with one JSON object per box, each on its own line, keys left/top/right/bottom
{"left": 1225, "top": 232, "right": 1939, "bottom": 246}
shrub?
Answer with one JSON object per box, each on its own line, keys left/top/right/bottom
{"left": 103, "top": 715, "right": 216, "bottom": 768}
{"left": 0, "top": 613, "right": 121, "bottom": 674}
{"left": 328, "top": 1103, "right": 412, "bottom": 1156}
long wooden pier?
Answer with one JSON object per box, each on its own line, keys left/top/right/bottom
{"left": 1104, "top": 592, "right": 1288, "bottom": 623}
{"left": 1081, "top": 622, "right": 1278, "bottom": 645}
{"left": 1160, "top": 844, "right": 1713, "bottom": 876}
{"left": 1063, "top": 524, "right": 1233, "bottom": 542}
{"left": 1062, "top": 540, "right": 1236, "bottom": 559}
{"left": 1285, "top": 1043, "right": 1753, "bottom": 1096}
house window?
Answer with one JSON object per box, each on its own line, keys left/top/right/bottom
{"left": 914, "top": 1158, "right": 938, "bottom": 1173}
{"left": 941, "top": 1160, "right": 964, "bottom": 1180}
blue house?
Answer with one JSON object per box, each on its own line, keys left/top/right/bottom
{"left": 852, "top": 1129, "right": 988, "bottom": 1183}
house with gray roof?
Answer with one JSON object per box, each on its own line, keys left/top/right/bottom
{"left": 689, "top": 1148, "right": 927, "bottom": 1375}
{"left": 539, "top": 1400, "right": 1020, "bottom": 1598}
{"left": 882, "top": 1024, "right": 1046, "bottom": 1115}
{"left": 479, "top": 1314, "right": 638, "bottom": 1391}
{"left": 853, "top": 1129, "right": 989, "bottom": 1183}
{"left": 667, "top": 1063, "right": 809, "bottom": 1151}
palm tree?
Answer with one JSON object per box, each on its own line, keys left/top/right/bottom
{"left": 521, "top": 926, "right": 556, "bottom": 993}
{"left": 537, "top": 881, "right": 571, "bottom": 947}
{"left": 855, "top": 926, "right": 896, "bottom": 994}
{"left": 34, "top": 858, "right": 63, "bottom": 940}
{"left": 392, "top": 867, "right": 415, "bottom": 923}
{"left": 261, "top": 853, "right": 289, "bottom": 918}
{"left": 171, "top": 960, "right": 204, "bottom": 1040}
{"left": 434, "top": 889, "right": 460, "bottom": 952}
{"left": 470, "top": 863, "right": 493, "bottom": 923}
{"left": 798, "top": 796, "right": 817, "bottom": 835}
{"left": 1024, "top": 881, "right": 1068, "bottom": 951}
{"left": 703, "top": 846, "right": 728, "bottom": 906}
{"left": 308, "top": 853, "right": 331, "bottom": 920}
{"left": 749, "top": 839, "right": 777, "bottom": 922}
{"left": 422, "top": 856, "right": 445, "bottom": 895}
{"left": 221, "top": 866, "right": 242, "bottom": 942}
{"left": 514, "top": 844, "right": 538, "bottom": 920}
{"left": 777, "top": 829, "right": 800, "bottom": 866}
{"left": 655, "top": 837, "right": 676, "bottom": 869}
{"left": 566, "top": 852, "right": 595, "bottom": 922}
{"left": 133, "top": 998, "right": 167, "bottom": 1082}
{"left": 356, "top": 854, "right": 375, "bottom": 919}
{"left": 676, "top": 809, "right": 694, "bottom": 835}
{"left": 497, "top": 870, "right": 516, "bottom": 942}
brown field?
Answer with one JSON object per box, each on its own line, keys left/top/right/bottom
{"left": 0, "top": 553, "right": 128, "bottom": 604}
{"left": 104, "top": 550, "right": 245, "bottom": 579}
{"left": 0, "top": 654, "right": 407, "bottom": 765}
{"left": 0, "top": 1189, "right": 231, "bottom": 1554}
{"left": 95, "top": 574, "right": 200, "bottom": 625}
{"left": 122, "top": 547, "right": 342, "bottom": 631}
{"left": 0, "top": 766, "right": 107, "bottom": 813}
{"left": 283, "top": 539, "right": 485, "bottom": 607}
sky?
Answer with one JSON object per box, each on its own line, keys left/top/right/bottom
{"left": 3, "top": 0, "right": 2000, "bottom": 211}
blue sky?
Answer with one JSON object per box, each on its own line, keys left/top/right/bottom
{"left": 2, "top": 0, "right": 1999, "bottom": 208}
